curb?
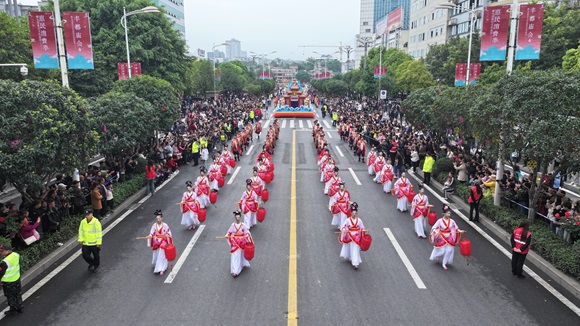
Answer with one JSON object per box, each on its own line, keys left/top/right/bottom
{"left": 408, "top": 170, "right": 580, "bottom": 300}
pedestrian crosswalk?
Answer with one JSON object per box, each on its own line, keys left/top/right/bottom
{"left": 274, "top": 119, "right": 334, "bottom": 130}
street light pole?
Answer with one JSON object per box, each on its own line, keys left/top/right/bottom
{"left": 121, "top": 6, "right": 160, "bottom": 79}
{"left": 465, "top": 1, "right": 475, "bottom": 87}
{"left": 53, "top": 0, "right": 69, "bottom": 87}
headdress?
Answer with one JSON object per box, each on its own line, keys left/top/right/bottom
{"left": 154, "top": 209, "right": 163, "bottom": 217}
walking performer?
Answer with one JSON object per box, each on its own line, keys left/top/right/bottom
{"left": 339, "top": 202, "right": 366, "bottom": 269}
{"left": 195, "top": 167, "right": 210, "bottom": 208}
{"left": 366, "top": 146, "right": 377, "bottom": 175}
{"left": 225, "top": 211, "right": 252, "bottom": 277}
{"left": 380, "top": 159, "right": 395, "bottom": 193}
{"left": 329, "top": 181, "right": 352, "bottom": 228}
{"left": 319, "top": 151, "right": 332, "bottom": 182}
{"left": 429, "top": 205, "right": 465, "bottom": 270}
{"left": 411, "top": 187, "right": 430, "bottom": 238}
{"left": 322, "top": 159, "right": 336, "bottom": 190}
{"left": 239, "top": 179, "right": 259, "bottom": 228}
{"left": 356, "top": 134, "right": 366, "bottom": 162}
{"left": 326, "top": 166, "right": 342, "bottom": 198}
{"left": 393, "top": 172, "right": 412, "bottom": 212}
{"left": 372, "top": 152, "right": 387, "bottom": 182}
{"left": 181, "top": 181, "right": 201, "bottom": 230}
{"left": 219, "top": 147, "right": 233, "bottom": 175}
{"left": 207, "top": 156, "right": 222, "bottom": 191}
{"left": 251, "top": 167, "right": 265, "bottom": 202}
{"left": 255, "top": 120, "right": 262, "bottom": 139}
{"left": 148, "top": 210, "right": 172, "bottom": 276}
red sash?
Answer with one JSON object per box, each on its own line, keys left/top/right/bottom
{"left": 181, "top": 193, "right": 200, "bottom": 213}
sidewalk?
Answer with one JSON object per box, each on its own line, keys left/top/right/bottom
{"left": 407, "top": 169, "right": 580, "bottom": 300}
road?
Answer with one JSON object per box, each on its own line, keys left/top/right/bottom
{"left": 2, "top": 111, "right": 579, "bottom": 326}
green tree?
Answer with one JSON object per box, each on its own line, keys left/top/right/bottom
{"left": 533, "top": 5, "right": 580, "bottom": 70}
{"left": 326, "top": 59, "right": 342, "bottom": 73}
{"left": 425, "top": 34, "right": 481, "bottom": 86}
{"left": 562, "top": 43, "right": 580, "bottom": 72}
{"left": 189, "top": 59, "right": 214, "bottom": 96}
{"left": 295, "top": 70, "right": 311, "bottom": 83}
{"left": 322, "top": 79, "right": 348, "bottom": 95}
{"left": 219, "top": 61, "right": 245, "bottom": 94}
{"left": 0, "top": 80, "right": 98, "bottom": 203}
{"left": 395, "top": 60, "right": 436, "bottom": 91}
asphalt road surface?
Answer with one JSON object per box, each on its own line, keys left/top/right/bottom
{"left": 2, "top": 111, "right": 580, "bottom": 326}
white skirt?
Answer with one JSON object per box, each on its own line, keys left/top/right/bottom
{"left": 340, "top": 242, "right": 362, "bottom": 267}
{"left": 209, "top": 179, "right": 219, "bottom": 190}
{"left": 152, "top": 249, "right": 168, "bottom": 273}
{"left": 414, "top": 216, "right": 426, "bottom": 238}
{"left": 244, "top": 212, "right": 257, "bottom": 227}
{"left": 397, "top": 197, "right": 408, "bottom": 211}
{"left": 331, "top": 211, "right": 348, "bottom": 227}
{"left": 383, "top": 181, "right": 393, "bottom": 193}
{"left": 373, "top": 171, "right": 382, "bottom": 183}
{"left": 231, "top": 249, "right": 250, "bottom": 275}
{"left": 368, "top": 165, "right": 375, "bottom": 175}
{"left": 429, "top": 245, "right": 455, "bottom": 267}
{"left": 181, "top": 211, "right": 199, "bottom": 227}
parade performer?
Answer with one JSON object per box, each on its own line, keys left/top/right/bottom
{"left": 219, "top": 147, "right": 233, "bottom": 175}
{"left": 326, "top": 167, "right": 342, "bottom": 198}
{"left": 393, "top": 173, "right": 412, "bottom": 212}
{"left": 366, "top": 146, "right": 377, "bottom": 175}
{"left": 339, "top": 203, "right": 366, "bottom": 269}
{"left": 322, "top": 158, "right": 336, "bottom": 186}
{"left": 356, "top": 135, "right": 366, "bottom": 162}
{"left": 251, "top": 167, "right": 265, "bottom": 201}
{"left": 255, "top": 121, "right": 262, "bottom": 139}
{"left": 148, "top": 210, "right": 172, "bottom": 276}
{"left": 195, "top": 167, "right": 210, "bottom": 208}
{"left": 181, "top": 181, "right": 201, "bottom": 230}
{"left": 429, "top": 206, "right": 465, "bottom": 270}
{"left": 411, "top": 188, "right": 430, "bottom": 238}
{"left": 231, "top": 136, "right": 241, "bottom": 162}
{"left": 372, "top": 152, "right": 386, "bottom": 182}
{"left": 239, "top": 179, "right": 259, "bottom": 227}
{"left": 207, "top": 157, "right": 222, "bottom": 191}
{"left": 380, "top": 159, "right": 395, "bottom": 193}
{"left": 329, "top": 181, "right": 351, "bottom": 227}
{"left": 225, "top": 211, "right": 252, "bottom": 277}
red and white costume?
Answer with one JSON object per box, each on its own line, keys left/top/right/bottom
{"left": 251, "top": 174, "right": 265, "bottom": 201}
{"left": 366, "top": 150, "right": 377, "bottom": 175}
{"left": 380, "top": 163, "right": 395, "bottom": 193}
{"left": 227, "top": 221, "right": 252, "bottom": 275}
{"left": 326, "top": 175, "right": 342, "bottom": 199}
{"left": 411, "top": 193, "right": 429, "bottom": 238}
{"left": 195, "top": 175, "right": 210, "bottom": 208}
{"left": 329, "top": 189, "right": 351, "bottom": 227}
{"left": 429, "top": 216, "right": 463, "bottom": 269}
{"left": 372, "top": 156, "right": 386, "bottom": 182}
{"left": 207, "top": 162, "right": 221, "bottom": 190}
{"left": 148, "top": 222, "right": 172, "bottom": 274}
{"left": 339, "top": 215, "right": 365, "bottom": 268}
{"left": 181, "top": 190, "right": 201, "bottom": 228}
{"left": 239, "top": 189, "right": 259, "bottom": 227}
{"left": 393, "top": 176, "right": 412, "bottom": 212}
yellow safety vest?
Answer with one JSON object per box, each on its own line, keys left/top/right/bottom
{"left": 192, "top": 142, "right": 199, "bottom": 153}
{"left": 200, "top": 138, "right": 208, "bottom": 148}
{"left": 220, "top": 134, "right": 226, "bottom": 141}
{"left": 332, "top": 113, "right": 338, "bottom": 120}
{"left": 78, "top": 218, "right": 102, "bottom": 246}
{"left": 225, "top": 124, "right": 231, "bottom": 133}
{"left": 1, "top": 252, "right": 20, "bottom": 282}
{"left": 250, "top": 111, "right": 255, "bottom": 119}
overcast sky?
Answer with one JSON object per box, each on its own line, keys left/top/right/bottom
{"left": 184, "top": 0, "right": 360, "bottom": 61}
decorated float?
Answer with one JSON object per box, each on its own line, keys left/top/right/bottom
{"left": 273, "top": 80, "right": 315, "bottom": 118}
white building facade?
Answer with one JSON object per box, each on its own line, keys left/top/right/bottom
{"left": 355, "top": 0, "right": 376, "bottom": 70}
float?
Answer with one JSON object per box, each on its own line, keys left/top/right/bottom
{"left": 273, "top": 80, "right": 315, "bottom": 118}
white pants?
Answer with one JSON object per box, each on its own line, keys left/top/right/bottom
{"left": 430, "top": 245, "right": 455, "bottom": 267}
{"left": 231, "top": 249, "right": 250, "bottom": 275}
{"left": 181, "top": 211, "right": 199, "bottom": 227}
{"left": 152, "top": 249, "right": 168, "bottom": 273}
{"left": 340, "top": 242, "right": 362, "bottom": 267}
{"left": 414, "top": 216, "right": 426, "bottom": 238}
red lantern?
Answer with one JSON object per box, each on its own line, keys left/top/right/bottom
{"left": 244, "top": 242, "right": 255, "bottom": 261}
{"left": 228, "top": 158, "right": 236, "bottom": 168}
{"left": 217, "top": 176, "right": 225, "bottom": 187}
{"left": 257, "top": 207, "right": 266, "bottom": 222}
{"left": 264, "top": 172, "right": 272, "bottom": 184}
{"left": 220, "top": 165, "right": 227, "bottom": 176}
{"left": 428, "top": 211, "right": 437, "bottom": 226}
{"left": 164, "top": 241, "right": 176, "bottom": 261}
{"left": 360, "top": 233, "right": 372, "bottom": 251}
{"left": 406, "top": 190, "right": 416, "bottom": 203}
{"left": 261, "top": 189, "right": 269, "bottom": 202}
{"left": 460, "top": 238, "right": 471, "bottom": 257}
{"left": 210, "top": 191, "right": 218, "bottom": 204}
{"left": 198, "top": 208, "right": 206, "bottom": 223}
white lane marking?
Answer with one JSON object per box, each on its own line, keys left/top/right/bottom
{"left": 348, "top": 168, "right": 362, "bottom": 186}
{"left": 0, "top": 208, "right": 138, "bottom": 321}
{"left": 227, "top": 166, "right": 241, "bottom": 185}
{"left": 290, "top": 120, "right": 295, "bottom": 129}
{"left": 307, "top": 120, "right": 313, "bottom": 129}
{"left": 164, "top": 225, "right": 206, "bottom": 284}
{"left": 407, "top": 172, "right": 580, "bottom": 317}
{"left": 384, "top": 228, "right": 427, "bottom": 289}
{"left": 327, "top": 132, "right": 333, "bottom": 139}
{"left": 323, "top": 120, "right": 332, "bottom": 129}
{"left": 282, "top": 120, "right": 287, "bottom": 128}
{"left": 335, "top": 146, "right": 344, "bottom": 157}
{"left": 299, "top": 120, "right": 303, "bottom": 129}
{"left": 246, "top": 145, "right": 255, "bottom": 156}
{"left": 263, "top": 120, "right": 270, "bottom": 129}
{"left": 138, "top": 170, "right": 179, "bottom": 204}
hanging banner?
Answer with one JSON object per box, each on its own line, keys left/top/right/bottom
{"left": 325, "top": 71, "right": 330, "bottom": 79}
{"left": 387, "top": 7, "right": 403, "bottom": 32}
{"left": 480, "top": 5, "right": 510, "bottom": 61}
{"left": 215, "top": 69, "right": 221, "bottom": 81}
{"left": 515, "top": 4, "right": 544, "bottom": 60}
{"left": 469, "top": 63, "right": 481, "bottom": 85}
{"left": 28, "top": 12, "right": 59, "bottom": 69}
{"left": 118, "top": 62, "right": 129, "bottom": 80}
{"left": 454, "top": 63, "right": 467, "bottom": 87}
{"left": 131, "top": 62, "right": 142, "bottom": 76}
{"left": 62, "top": 12, "right": 94, "bottom": 69}
{"left": 373, "top": 66, "right": 386, "bottom": 79}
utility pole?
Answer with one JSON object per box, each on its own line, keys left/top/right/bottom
{"left": 343, "top": 46, "right": 354, "bottom": 72}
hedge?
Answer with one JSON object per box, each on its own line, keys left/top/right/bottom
{"left": 17, "top": 174, "right": 146, "bottom": 272}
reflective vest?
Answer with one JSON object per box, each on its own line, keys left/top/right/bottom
{"left": 220, "top": 134, "right": 226, "bottom": 141}
{"left": 250, "top": 111, "right": 255, "bottom": 119}
{"left": 192, "top": 142, "right": 199, "bottom": 153}
{"left": 1, "top": 252, "right": 20, "bottom": 282}
{"left": 225, "top": 124, "right": 231, "bottom": 133}
{"left": 78, "top": 218, "right": 102, "bottom": 246}
{"left": 332, "top": 113, "right": 338, "bottom": 121}
{"left": 200, "top": 138, "right": 208, "bottom": 148}
{"left": 513, "top": 227, "right": 531, "bottom": 254}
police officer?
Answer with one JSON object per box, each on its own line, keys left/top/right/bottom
{"left": 191, "top": 138, "right": 200, "bottom": 166}
{"left": 78, "top": 209, "right": 103, "bottom": 273}
{"left": 0, "top": 243, "right": 24, "bottom": 315}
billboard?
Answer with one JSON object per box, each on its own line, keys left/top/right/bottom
{"left": 375, "top": 15, "right": 388, "bottom": 37}
{"left": 387, "top": 7, "right": 403, "bottom": 32}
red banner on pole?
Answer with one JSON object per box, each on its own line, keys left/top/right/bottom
{"left": 325, "top": 71, "right": 330, "bottom": 79}
{"left": 62, "top": 12, "right": 94, "bottom": 69}
{"left": 480, "top": 5, "right": 511, "bottom": 61}
{"left": 131, "top": 62, "right": 142, "bottom": 76}
{"left": 454, "top": 63, "right": 467, "bottom": 86}
{"left": 118, "top": 62, "right": 128, "bottom": 80}
{"left": 469, "top": 63, "right": 481, "bottom": 84}
{"left": 215, "top": 69, "right": 221, "bottom": 80}
{"left": 374, "top": 66, "right": 386, "bottom": 78}
{"left": 28, "top": 12, "right": 59, "bottom": 69}
{"left": 516, "top": 4, "right": 544, "bottom": 60}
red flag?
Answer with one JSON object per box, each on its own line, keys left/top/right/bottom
{"left": 117, "top": 62, "right": 129, "bottom": 80}
{"left": 516, "top": 4, "right": 544, "bottom": 60}
{"left": 469, "top": 63, "right": 481, "bottom": 84}
{"left": 131, "top": 62, "right": 142, "bottom": 76}
{"left": 480, "top": 5, "right": 510, "bottom": 61}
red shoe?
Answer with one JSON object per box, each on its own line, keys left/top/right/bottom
{"left": 232, "top": 273, "right": 238, "bottom": 277}
{"left": 353, "top": 265, "right": 359, "bottom": 269}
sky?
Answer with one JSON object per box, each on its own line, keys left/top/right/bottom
{"left": 184, "top": 0, "right": 360, "bottom": 61}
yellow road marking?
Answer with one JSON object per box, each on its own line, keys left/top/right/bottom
{"left": 287, "top": 130, "right": 298, "bottom": 325}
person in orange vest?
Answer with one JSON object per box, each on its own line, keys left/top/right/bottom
{"left": 511, "top": 221, "right": 531, "bottom": 279}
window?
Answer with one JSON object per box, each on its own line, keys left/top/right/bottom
{"left": 365, "top": 29, "right": 371, "bottom": 33}
{"left": 363, "top": 22, "right": 368, "bottom": 26}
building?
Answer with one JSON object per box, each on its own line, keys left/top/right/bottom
{"left": 1, "top": 0, "right": 45, "bottom": 17}
{"left": 224, "top": 38, "right": 247, "bottom": 61}
{"left": 152, "top": 0, "right": 185, "bottom": 36}
{"left": 355, "top": 0, "right": 375, "bottom": 69}
{"left": 271, "top": 66, "right": 298, "bottom": 87}
{"left": 207, "top": 50, "right": 226, "bottom": 64}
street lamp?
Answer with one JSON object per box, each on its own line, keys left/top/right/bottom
{"left": 213, "top": 43, "right": 229, "bottom": 99}
{"left": 437, "top": 3, "right": 482, "bottom": 87}
{"left": 121, "top": 6, "right": 160, "bottom": 79}
{"left": 250, "top": 51, "right": 276, "bottom": 78}
{"left": 313, "top": 51, "right": 338, "bottom": 78}
{"left": 0, "top": 63, "right": 28, "bottom": 76}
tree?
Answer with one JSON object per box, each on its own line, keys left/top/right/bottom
{"left": 322, "top": 79, "right": 348, "bottom": 96}
{"left": 395, "top": 60, "right": 436, "bottom": 91}
{"left": 219, "top": 62, "right": 245, "bottom": 94}
{"left": 562, "top": 43, "right": 580, "bottom": 72}
{"left": 0, "top": 80, "right": 98, "bottom": 203}
{"left": 425, "top": 34, "right": 481, "bottom": 86}
{"left": 295, "top": 70, "right": 311, "bottom": 83}
{"left": 326, "top": 59, "right": 342, "bottom": 73}
{"left": 189, "top": 59, "right": 214, "bottom": 96}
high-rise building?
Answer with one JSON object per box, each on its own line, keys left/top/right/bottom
{"left": 355, "top": 0, "right": 375, "bottom": 69}
{"left": 1, "top": 0, "right": 44, "bottom": 17}
{"left": 225, "top": 38, "right": 244, "bottom": 61}
{"left": 152, "top": 0, "right": 185, "bottom": 37}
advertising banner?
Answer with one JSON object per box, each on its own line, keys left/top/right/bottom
{"left": 387, "top": 7, "right": 403, "bottom": 32}
{"left": 118, "top": 62, "right": 128, "bottom": 80}
{"left": 375, "top": 15, "right": 388, "bottom": 37}
{"left": 215, "top": 69, "right": 221, "bottom": 81}
{"left": 515, "top": 4, "right": 544, "bottom": 60}
{"left": 373, "top": 66, "right": 386, "bottom": 79}
{"left": 131, "top": 62, "right": 142, "bottom": 76}
{"left": 454, "top": 63, "right": 467, "bottom": 86}
{"left": 28, "top": 12, "right": 59, "bottom": 69}
{"left": 62, "top": 12, "right": 94, "bottom": 69}
{"left": 469, "top": 63, "right": 481, "bottom": 84}
{"left": 480, "top": 5, "right": 510, "bottom": 61}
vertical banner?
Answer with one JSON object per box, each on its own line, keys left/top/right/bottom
{"left": 131, "top": 62, "right": 142, "bottom": 76}
{"left": 469, "top": 63, "right": 482, "bottom": 85}
{"left": 373, "top": 66, "right": 386, "bottom": 78}
{"left": 515, "top": 4, "right": 544, "bottom": 60}
{"left": 62, "top": 12, "right": 94, "bottom": 69}
{"left": 454, "top": 63, "right": 467, "bottom": 87}
{"left": 215, "top": 69, "right": 221, "bottom": 81}
{"left": 117, "top": 62, "right": 128, "bottom": 80}
{"left": 325, "top": 71, "right": 330, "bottom": 79}
{"left": 480, "top": 5, "right": 511, "bottom": 61}
{"left": 28, "top": 12, "right": 59, "bottom": 69}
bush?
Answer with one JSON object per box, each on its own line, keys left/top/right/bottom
{"left": 432, "top": 157, "right": 454, "bottom": 181}
{"left": 114, "top": 174, "right": 146, "bottom": 206}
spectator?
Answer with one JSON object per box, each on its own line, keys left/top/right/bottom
{"left": 70, "top": 181, "right": 85, "bottom": 215}
{"left": 454, "top": 159, "right": 468, "bottom": 183}
{"left": 18, "top": 210, "right": 40, "bottom": 246}
{"left": 410, "top": 147, "right": 419, "bottom": 173}
{"left": 105, "top": 181, "right": 114, "bottom": 214}
{"left": 90, "top": 183, "right": 103, "bottom": 218}
{"left": 145, "top": 160, "right": 156, "bottom": 195}
{"left": 443, "top": 172, "right": 456, "bottom": 200}
{"left": 482, "top": 174, "right": 497, "bottom": 197}
{"left": 43, "top": 199, "right": 60, "bottom": 234}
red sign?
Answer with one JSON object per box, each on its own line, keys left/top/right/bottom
{"left": 455, "top": 63, "right": 467, "bottom": 86}
{"left": 118, "top": 62, "right": 129, "bottom": 80}
{"left": 28, "top": 12, "right": 59, "bottom": 69}
{"left": 480, "top": 5, "right": 510, "bottom": 61}
{"left": 131, "top": 62, "right": 142, "bottom": 76}
{"left": 325, "top": 71, "right": 330, "bottom": 79}
{"left": 62, "top": 12, "right": 94, "bottom": 69}
{"left": 515, "top": 4, "right": 544, "bottom": 60}
{"left": 374, "top": 66, "right": 386, "bottom": 78}
{"left": 469, "top": 63, "right": 481, "bottom": 84}
{"left": 215, "top": 69, "right": 221, "bottom": 80}
{"left": 387, "top": 7, "right": 403, "bottom": 32}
